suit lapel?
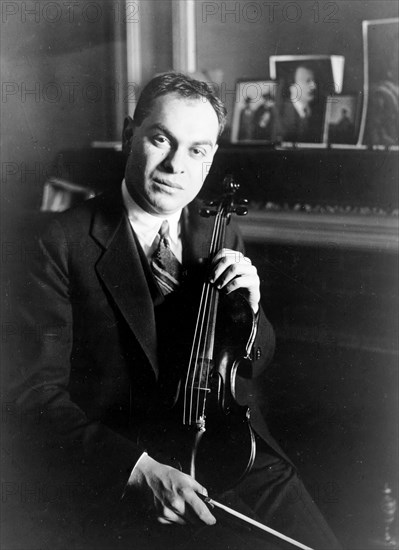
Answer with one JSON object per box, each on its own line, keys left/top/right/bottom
{"left": 89, "top": 194, "right": 214, "bottom": 378}
{"left": 91, "top": 191, "right": 158, "bottom": 376}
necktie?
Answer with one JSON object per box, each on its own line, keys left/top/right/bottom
{"left": 299, "top": 107, "right": 309, "bottom": 140}
{"left": 150, "top": 220, "right": 181, "bottom": 295}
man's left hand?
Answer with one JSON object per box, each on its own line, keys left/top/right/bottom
{"left": 210, "top": 248, "right": 260, "bottom": 314}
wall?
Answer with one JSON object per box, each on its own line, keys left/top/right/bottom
{"left": 3, "top": 0, "right": 398, "bottom": 215}
{"left": 0, "top": 0, "right": 178, "bottom": 218}
{"left": 1, "top": 0, "right": 128, "bottom": 215}
{"left": 195, "top": 0, "right": 399, "bottom": 123}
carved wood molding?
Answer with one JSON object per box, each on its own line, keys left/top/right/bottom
{"left": 238, "top": 210, "right": 399, "bottom": 252}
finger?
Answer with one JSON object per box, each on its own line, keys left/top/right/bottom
{"left": 213, "top": 263, "right": 257, "bottom": 291}
{"left": 210, "top": 261, "right": 253, "bottom": 288}
{"left": 157, "top": 513, "right": 187, "bottom": 525}
{"left": 210, "top": 250, "right": 241, "bottom": 279}
{"left": 223, "top": 274, "right": 258, "bottom": 295}
{"left": 155, "top": 497, "right": 188, "bottom": 525}
{"left": 212, "top": 248, "right": 247, "bottom": 264}
{"left": 217, "top": 266, "right": 256, "bottom": 290}
{"left": 184, "top": 491, "right": 216, "bottom": 525}
{"left": 211, "top": 249, "right": 244, "bottom": 271}
{"left": 190, "top": 479, "right": 208, "bottom": 498}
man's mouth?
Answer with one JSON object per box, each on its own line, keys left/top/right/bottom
{"left": 153, "top": 177, "right": 182, "bottom": 190}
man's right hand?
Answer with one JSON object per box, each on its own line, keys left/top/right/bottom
{"left": 127, "top": 453, "right": 216, "bottom": 526}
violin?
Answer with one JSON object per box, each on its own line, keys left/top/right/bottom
{"left": 140, "top": 175, "right": 257, "bottom": 495}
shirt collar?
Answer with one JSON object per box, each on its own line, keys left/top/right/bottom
{"left": 121, "top": 179, "right": 182, "bottom": 250}
{"left": 292, "top": 101, "right": 311, "bottom": 119}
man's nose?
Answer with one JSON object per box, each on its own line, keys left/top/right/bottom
{"left": 162, "top": 148, "right": 185, "bottom": 173}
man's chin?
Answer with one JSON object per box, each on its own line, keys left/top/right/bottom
{"left": 146, "top": 196, "right": 185, "bottom": 217}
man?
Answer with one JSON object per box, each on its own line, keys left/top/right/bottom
{"left": 252, "top": 92, "right": 279, "bottom": 141}
{"left": 10, "top": 73, "right": 341, "bottom": 549}
{"left": 278, "top": 65, "right": 324, "bottom": 143}
{"left": 238, "top": 97, "right": 254, "bottom": 140}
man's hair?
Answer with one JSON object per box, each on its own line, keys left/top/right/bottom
{"left": 133, "top": 72, "right": 227, "bottom": 138}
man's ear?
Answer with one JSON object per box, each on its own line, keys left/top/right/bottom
{"left": 122, "top": 116, "right": 135, "bottom": 158}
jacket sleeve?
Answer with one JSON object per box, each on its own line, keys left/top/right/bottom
{"left": 9, "top": 218, "right": 141, "bottom": 501}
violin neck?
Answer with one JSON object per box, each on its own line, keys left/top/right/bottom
{"left": 183, "top": 210, "right": 228, "bottom": 426}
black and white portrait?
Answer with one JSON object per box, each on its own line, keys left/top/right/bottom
{"left": 270, "top": 55, "right": 345, "bottom": 143}
{"left": 231, "top": 80, "right": 278, "bottom": 143}
{"left": 323, "top": 94, "right": 360, "bottom": 144}
{"left": 2, "top": 3, "right": 398, "bottom": 550}
{"left": 359, "top": 18, "right": 399, "bottom": 147}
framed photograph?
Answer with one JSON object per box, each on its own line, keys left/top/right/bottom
{"left": 231, "top": 80, "right": 278, "bottom": 144}
{"left": 269, "top": 55, "right": 345, "bottom": 144}
{"left": 358, "top": 18, "right": 399, "bottom": 147}
{"left": 323, "top": 94, "right": 360, "bottom": 145}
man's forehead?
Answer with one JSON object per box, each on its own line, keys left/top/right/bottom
{"left": 295, "top": 66, "right": 314, "bottom": 80}
{"left": 143, "top": 93, "right": 219, "bottom": 142}
{"left": 148, "top": 92, "right": 212, "bottom": 113}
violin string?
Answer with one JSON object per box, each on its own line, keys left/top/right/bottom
{"left": 199, "top": 287, "right": 218, "bottom": 422}
{"left": 183, "top": 280, "right": 207, "bottom": 424}
{"left": 193, "top": 209, "right": 222, "bottom": 424}
{"left": 196, "top": 209, "right": 224, "bottom": 422}
{"left": 183, "top": 208, "right": 222, "bottom": 426}
{"left": 192, "top": 277, "right": 212, "bottom": 423}
{"left": 196, "top": 206, "right": 225, "bottom": 423}
{"left": 200, "top": 214, "right": 227, "bottom": 420}
{"left": 191, "top": 209, "right": 218, "bottom": 423}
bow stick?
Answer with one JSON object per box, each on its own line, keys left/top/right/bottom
{"left": 202, "top": 495, "right": 314, "bottom": 550}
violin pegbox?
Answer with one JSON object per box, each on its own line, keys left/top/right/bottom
{"left": 200, "top": 175, "right": 249, "bottom": 221}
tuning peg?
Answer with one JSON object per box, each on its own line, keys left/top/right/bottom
{"left": 235, "top": 206, "right": 248, "bottom": 216}
{"left": 199, "top": 208, "right": 212, "bottom": 217}
{"left": 222, "top": 175, "right": 239, "bottom": 193}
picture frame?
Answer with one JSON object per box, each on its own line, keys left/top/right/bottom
{"left": 269, "top": 55, "right": 345, "bottom": 144}
{"left": 323, "top": 94, "right": 361, "bottom": 145}
{"left": 230, "top": 80, "right": 278, "bottom": 144}
{"left": 358, "top": 18, "right": 399, "bottom": 147}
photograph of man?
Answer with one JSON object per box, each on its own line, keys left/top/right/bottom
{"left": 9, "top": 72, "right": 342, "bottom": 550}
{"left": 277, "top": 64, "right": 325, "bottom": 143}
{"left": 325, "top": 97, "right": 358, "bottom": 144}
{"left": 233, "top": 81, "right": 278, "bottom": 143}
{"left": 238, "top": 96, "right": 254, "bottom": 140}
{"left": 252, "top": 92, "right": 279, "bottom": 141}
{"left": 361, "top": 18, "right": 399, "bottom": 146}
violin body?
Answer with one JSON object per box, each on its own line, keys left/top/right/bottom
{"left": 139, "top": 291, "right": 257, "bottom": 495}
{"left": 139, "top": 176, "right": 257, "bottom": 494}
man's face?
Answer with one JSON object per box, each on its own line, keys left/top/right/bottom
{"left": 124, "top": 93, "right": 219, "bottom": 216}
{"left": 294, "top": 66, "right": 317, "bottom": 105}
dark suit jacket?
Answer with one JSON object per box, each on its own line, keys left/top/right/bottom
{"left": 11, "top": 187, "right": 279, "bottom": 503}
{"left": 279, "top": 100, "right": 323, "bottom": 143}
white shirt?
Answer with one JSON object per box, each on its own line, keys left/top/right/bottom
{"left": 121, "top": 179, "right": 183, "bottom": 262}
{"left": 292, "top": 100, "right": 311, "bottom": 119}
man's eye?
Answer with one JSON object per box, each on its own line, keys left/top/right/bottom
{"left": 152, "top": 135, "right": 169, "bottom": 146}
{"left": 191, "top": 148, "right": 206, "bottom": 157}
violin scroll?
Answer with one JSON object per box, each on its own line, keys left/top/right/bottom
{"left": 200, "top": 175, "right": 249, "bottom": 218}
